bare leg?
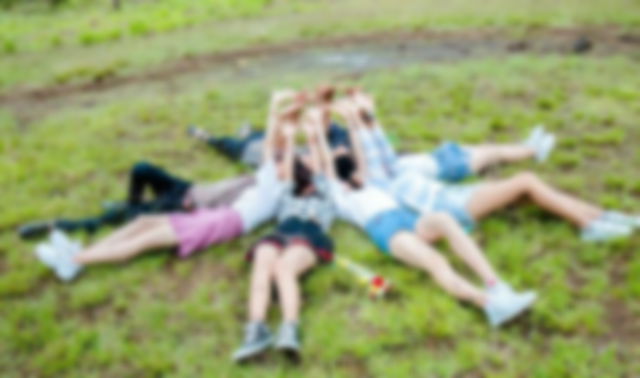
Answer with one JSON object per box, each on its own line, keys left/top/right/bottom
{"left": 416, "top": 212, "right": 499, "bottom": 285}
{"left": 248, "top": 244, "right": 280, "bottom": 322}
{"left": 273, "top": 245, "right": 318, "bottom": 323}
{"left": 74, "top": 216, "right": 177, "bottom": 265}
{"left": 467, "top": 172, "right": 602, "bottom": 228}
{"left": 467, "top": 144, "right": 535, "bottom": 174}
{"left": 88, "top": 216, "right": 157, "bottom": 248}
{"left": 390, "top": 232, "right": 487, "bottom": 307}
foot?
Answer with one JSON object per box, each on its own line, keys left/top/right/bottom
{"left": 523, "top": 125, "right": 545, "bottom": 149}
{"left": 535, "top": 134, "right": 556, "bottom": 163}
{"left": 232, "top": 322, "right": 273, "bottom": 363}
{"left": 581, "top": 218, "right": 633, "bottom": 242}
{"left": 35, "top": 243, "right": 58, "bottom": 268}
{"left": 34, "top": 230, "right": 83, "bottom": 281}
{"left": 602, "top": 211, "right": 640, "bottom": 229}
{"left": 274, "top": 322, "right": 301, "bottom": 362}
{"left": 187, "top": 125, "right": 211, "bottom": 141}
{"left": 485, "top": 287, "right": 537, "bottom": 328}
{"left": 50, "top": 230, "right": 83, "bottom": 281}
{"left": 524, "top": 125, "right": 556, "bottom": 163}
{"left": 18, "top": 220, "right": 54, "bottom": 239}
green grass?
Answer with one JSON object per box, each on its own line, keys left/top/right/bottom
{"left": 2, "top": 1, "right": 640, "bottom": 376}
{"left": 2, "top": 0, "right": 640, "bottom": 90}
{"left": 2, "top": 54, "right": 640, "bottom": 376}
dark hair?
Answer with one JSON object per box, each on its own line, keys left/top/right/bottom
{"left": 334, "top": 155, "right": 360, "bottom": 188}
{"left": 293, "top": 158, "right": 313, "bottom": 196}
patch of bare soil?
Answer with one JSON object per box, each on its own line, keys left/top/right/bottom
{"left": 1, "top": 26, "right": 639, "bottom": 124}
{"left": 604, "top": 257, "right": 640, "bottom": 346}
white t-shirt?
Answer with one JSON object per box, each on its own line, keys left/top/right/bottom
{"left": 232, "top": 160, "right": 288, "bottom": 232}
{"left": 329, "top": 179, "right": 399, "bottom": 228}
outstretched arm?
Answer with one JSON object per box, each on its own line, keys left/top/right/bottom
{"left": 351, "top": 90, "right": 398, "bottom": 172}
{"left": 263, "top": 89, "right": 298, "bottom": 162}
{"left": 304, "top": 107, "right": 336, "bottom": 179}
{"left": 333, "top": 99, "right": 369, "bottom": 182}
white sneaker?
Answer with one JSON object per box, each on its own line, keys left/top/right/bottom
{"left": 535, "top": 134, "right": 556, "bottom": 163}
{"left": 485, "top": 288, "right": 537, "bottom": 327}
{"left": 49, "top": 230, "right": 83, "bottom": 281}
{"left": 581, "top": 219, "right": 632, "bottom": 242}
{"left": 50, "top": 230, "right": 76, "bottom": 252}
{"left": 487, "top": 281, "right": 514, "bottom": 297}
{"left": 524, "top": 125, "right": 545, "bottom": 149}
{"left": 603, "top": 211, "right": 640, "bottom": 229}
{"left": 35, "top": 243, "right": 58, "bottom": 268}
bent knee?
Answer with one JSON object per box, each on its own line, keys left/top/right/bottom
{"left": 426, "top": 212, "right": 456, "bottom": 226}
{"left": 254, "top": 243, "right": 281, "bottom": 263}
{"left": 513, "top": 171, "right": 539, "bottom": 185}
{"left": 131, "top": 161, "right": 154, "bottom": 176}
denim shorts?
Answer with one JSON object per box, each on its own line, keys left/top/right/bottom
{"left": 365, "top": 208, "right": 419, "bottom": 255}
{"left": 432, "top": 142, "right": 471, "bottom": 182}
{"left": 432, "top": 184, "right": 481, "bottom": 232}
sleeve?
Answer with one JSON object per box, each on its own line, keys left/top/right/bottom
{"left": 358, "top": 128, "right": 389, "bottom": 186}
{"left": 372, "top": 126, "right": 398, "bottom": 171}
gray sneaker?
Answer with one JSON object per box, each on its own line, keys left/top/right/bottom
{"left": 275, "top": 322, "right": 301, "bottom": 362}
{"left": 232, "top": 322, "right": 273, "bottom": 363}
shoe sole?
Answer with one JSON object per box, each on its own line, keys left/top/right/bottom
{"left": 277, "top": 346, "right": 301, "bottom": 364}
{"left": 232, "top": 338, "right": 273, "bottom": 363}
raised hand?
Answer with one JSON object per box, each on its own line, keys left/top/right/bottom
{"left": 270, "top": 89, "right": 297, "bottom": 110}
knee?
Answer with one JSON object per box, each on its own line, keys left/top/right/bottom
{"left": 423, "top": 212, "right": 457, "bottom": 233}
{"left": 131, "top": 161, "right": 154, "bottom": 177}
{"left": 254, "top": 244, "right": 280, "bottom": 266}
{"left": 274, "top": 251, "right": 301, "bottom": 278}
{"left": 513, "top": 171, "right": 539, "bottom": 186}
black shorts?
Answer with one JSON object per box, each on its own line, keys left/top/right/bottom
{"left": 247, "top": 217, "right": 334, "bottom": 263}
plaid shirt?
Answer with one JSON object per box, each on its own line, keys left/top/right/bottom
{"left": 359, "top": 127, "right": 443, "bottom": 213}
{"left": 389, "top": 171, "right": 443, "bottom": 214}
{"left": 358, "top": 127, "right": 397, "bottom": 189}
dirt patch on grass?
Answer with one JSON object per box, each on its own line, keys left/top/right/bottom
{"left": 2, "top": 26, "right": 639, "bottom": 124}
{"left": 601, "top": 256, "right": 640, "bottom": 345}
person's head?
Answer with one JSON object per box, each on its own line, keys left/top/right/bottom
{"left": 333, "top": 148, "right": 361, "bottom": 189}
{"left": 293, "top": 157, "right": 314, "bottom": 196}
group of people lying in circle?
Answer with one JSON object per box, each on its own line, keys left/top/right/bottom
{"left": 24, "top": 86, "right": 640, "bottom": 363}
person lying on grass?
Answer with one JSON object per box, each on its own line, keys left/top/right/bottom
{"left": 345, "top": 89, "right": 640, "bottom": 242}
{"left": 190, "top": 84, "right": 556, "bottom": 185}
{"left": 33, "top": 93, "right": 302, "bottom": 282}
{"left": 188, "top": 85, "right": 352, "bottom": 169}
{"left": 18, "top": 161, "right": 255, "bottom": 239}
{"left": 233, "top": 108, "right": 337, "bottom": 364}
{"left": 18, "top": 89, "right": 301, "bottom": 240}
{"left": 312, "top": 106, "right": 537, "bottom": 327}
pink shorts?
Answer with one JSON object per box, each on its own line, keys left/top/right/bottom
{"left": 168, "top": 207, "right": 243, "bottom": 258}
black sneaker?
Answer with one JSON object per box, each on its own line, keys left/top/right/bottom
{"left": 18, "top": 221, "right": 54, "bottom": 240}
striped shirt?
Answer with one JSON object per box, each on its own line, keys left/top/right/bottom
{"left": 359, "top": 126, "right": 444, "bottom": 214}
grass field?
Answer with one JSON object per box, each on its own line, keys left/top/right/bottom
{"left": 1, "top": 1, "right": 640, "bottom": 377}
